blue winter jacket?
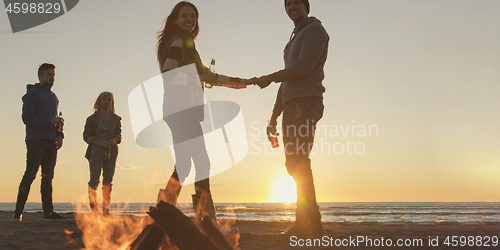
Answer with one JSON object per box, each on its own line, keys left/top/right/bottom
{"left": 22, "top": 84, "right": 63, "bottom": 141}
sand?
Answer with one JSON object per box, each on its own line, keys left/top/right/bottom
{"left": 1, "top": 211, "right": 499, "bottom": 249}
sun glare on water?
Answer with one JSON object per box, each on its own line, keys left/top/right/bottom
{"left": 271, "top": 175, "right": 297, "bottom": 203}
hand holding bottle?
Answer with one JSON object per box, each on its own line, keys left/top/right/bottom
{"left": 266, "top": 121, "right": 279, "bottom": 148}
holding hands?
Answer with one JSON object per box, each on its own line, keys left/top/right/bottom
{"left": 203, "top": 72, "right": 249, "bottom": 89}
{"left": 201, "top": 61, "right": 274, "bottom": 89}
{"left": 202, "top": 71, "right": 274, "bottom": 89}
{"left": 243, "top": 75, "right": 274, "bottom": 89}
{"left": 220, "top": 76, "right": 272, "bottom": 89}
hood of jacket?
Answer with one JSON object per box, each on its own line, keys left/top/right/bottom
{"left": 293, "top": 16, "right": 321, "bottom": 34}
{"left": 26, "top": 83, "right": 50, "bottom": 93}
{"left": 26, "top": 83, "right": 37, "bottom": 92}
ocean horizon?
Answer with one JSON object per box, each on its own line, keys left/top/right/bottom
{"left": 2, "top": 202, "right": 499, "bottom": 224}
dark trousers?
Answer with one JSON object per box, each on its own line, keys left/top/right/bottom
{"left": 15, "top": 140, "right": 57, "bottom": 215}
{"left": 282, "top": 97, "right": 324, "bottom": 214}
{"left": 88, "top": 154, "right": 116, "bottom": 190}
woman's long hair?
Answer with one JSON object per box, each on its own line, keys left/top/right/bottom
{"left": 156, "top": 1, "right": 199, "bottom": 71}
{"left": 93, "top": 91, "right": 115, "bottom": 114}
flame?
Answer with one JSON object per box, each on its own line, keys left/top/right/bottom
{"left": 218, "top": 213, "right": 240, "bottom": 250}
{"left": 186, "top": 191, "right": 240, "bottom": 250}
{"left": 73, "top": 188, "right": 240, "bottom": 250}
{"left": 74, "top": 202, "right": 153, "bottom": 250}
{"left": 196, "top": 196, "right": 240, "bottom": 250}
{"left": 160, "top": 239, "right": 180, "bottom": 250}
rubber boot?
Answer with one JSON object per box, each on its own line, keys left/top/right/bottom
{"left": 102, "top": 184, "right": 112, "bottom": 216}
{"left": 192, "top": 190, "right": 217, "bottom": 223}
{"left": 192, "top": 178, "right": 216, "bottom": 224}
{"left": 88, "top": 186, "right": 99, "bottom": 213}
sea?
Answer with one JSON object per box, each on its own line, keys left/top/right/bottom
{"left": 1, "top": 202, "right": 499, "bottom": 224}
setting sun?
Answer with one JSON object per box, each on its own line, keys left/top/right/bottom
{"left": 270, "top": 175, "right": 297, "bottom": 203}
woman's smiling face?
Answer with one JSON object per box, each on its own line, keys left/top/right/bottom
{"left": 175, "top": 5, "right": 197, "bottom": 32}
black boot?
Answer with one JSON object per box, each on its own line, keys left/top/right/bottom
{"left": 193, "top": 179, "right": 216, "bottom": 222}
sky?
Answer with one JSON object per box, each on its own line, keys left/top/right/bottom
{"left": 0, "top": 0, "right": 499, "bottom": 204}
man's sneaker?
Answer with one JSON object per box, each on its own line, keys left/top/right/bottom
{"left": 11, "top": 212, "right": 22, "bottom": 222}
{"left": 44, "top": 212, "right": 67, "bottom": 220}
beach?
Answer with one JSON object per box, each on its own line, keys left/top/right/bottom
{"left": 1, "top": 211, "right": 499, "bottom": 250}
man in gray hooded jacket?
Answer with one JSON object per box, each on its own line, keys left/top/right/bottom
{"left": 253, "top": 0, "right": 329, "bottom": 237}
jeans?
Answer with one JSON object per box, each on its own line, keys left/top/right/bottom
{"left": 165, "top": 115, "right": 211, "bottom": 185}
{"left": 282, "top": 97, "right": 324, "bottom": 212}
{"left": 88, "top": 154, "right": 116, "bottom": 190}
{"left": 15, "top": 140, "right": 57, "bottom": 215}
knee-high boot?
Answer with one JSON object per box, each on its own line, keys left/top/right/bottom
{"left": 192, "top": 179, "right": 217, "bottom": 224}
{"left": 192, "top": 190, "right": 217, "bottom": 223}
{"left": 102, "top": 184, "right": 112, "bottom": 216}
{"left": 88, "top": 186, "right": 98, "bottom": 213}
{"left": 157, "top": 171, "right": 182, "bottom": 206}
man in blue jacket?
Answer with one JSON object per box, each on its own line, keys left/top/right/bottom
{"left": 12, "top": 63, "right": 66, "bottom": 221}
{"left": 252, "top": 0, "right": 329, "bottom": 237}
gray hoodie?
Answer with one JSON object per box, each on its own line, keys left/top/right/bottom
{"left": 271, "top": 16, "right": 329, "bottom": 105}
